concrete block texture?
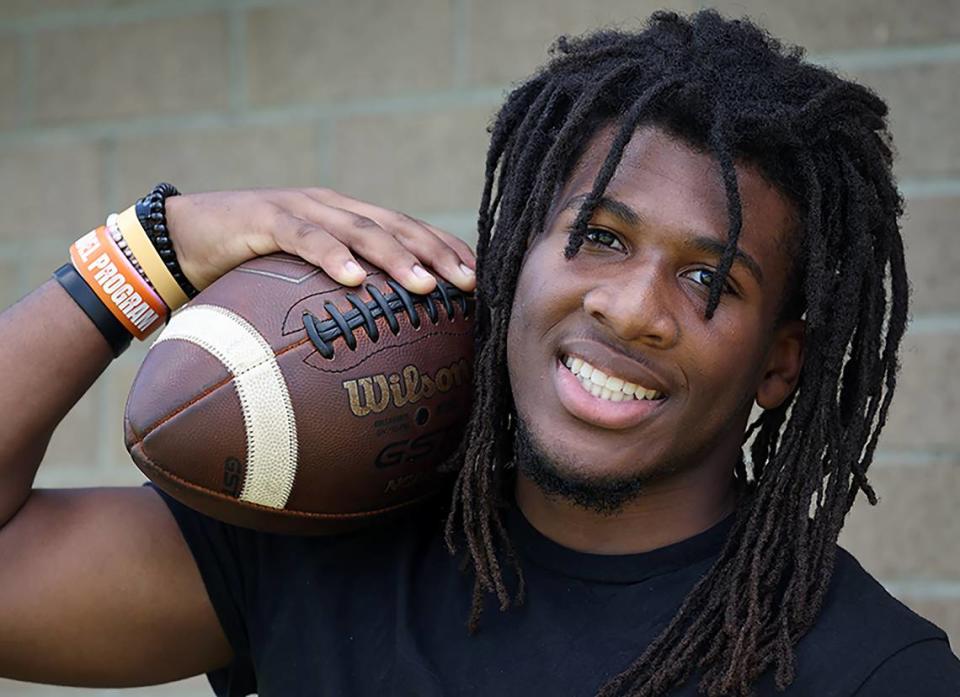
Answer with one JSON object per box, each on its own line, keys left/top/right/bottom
{"left": 902, "top": 196, "right": 960, "bottom": 315}
{"left": 0, "top": 140, "right": 104, "bottom": 246}
{"left": 0, "top": 258, "right": 19, "bottom": 310}
{"left": 839, "top": 457, "right": 960, "bottom": 580}
{"left": 0, "top": 675, "right": 210, "bottom": 697}
{"left": 710, "top": 0, "right": 960, "bottom": 52}
{"left": 882, "top": 333, "right": 960, "bottom": 450}
{"left": 0, "top": 1, "right": 155, "bottom": 21}
{"left": 331, "top": 105, "right": 495, "bottom": 215}
{"left": 33, "top": 14, "right": 230, "bottom": 125}
{"left": 21, "top": 245, "right": 71, "bottom": 294}
{"left": 468, "top": 0, "right": 697, "bottom": 85}
{"left": 246, "top": 1, "right": 455, "bottom": 107}
{"left": 0, "top": 41, "right": 20, "bottom": 130}
{"left": 0, "top": 2, "right": 959, "bottom": 694}
{"left": 114, "top": 123, "right": 324, "bottom": 208}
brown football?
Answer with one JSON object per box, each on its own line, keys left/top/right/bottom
{"left": 123, "top": 252, "right": 474, "bottom": 534}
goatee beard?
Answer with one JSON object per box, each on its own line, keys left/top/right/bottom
{"left": 513, "top": 417, "right": 653, "bottom": 517}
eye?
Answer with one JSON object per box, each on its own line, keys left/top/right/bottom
{"left": 582, "top": 227, "right": 626, "bottom": 253}
{"left": 681, "top": 268, "right": 736, "bottom": 295}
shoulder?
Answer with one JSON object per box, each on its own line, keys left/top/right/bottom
{"left": 851, "top": 637, "right": 960, "bottom": 696}
{"left": 778, "top": 545, "right": 958, "bottom": 695}
{"left": 165, "top": 481, "right": 448, "bottom": 562}
{"left": 150, "top": 483, "right": 451, "bottom": 696}
{"left": 816, "top": 545, "right": 948, "bottom": 647}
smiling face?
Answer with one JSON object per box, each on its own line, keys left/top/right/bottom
{"left": 506, "top": 125, "right": 804, "bottom": 514}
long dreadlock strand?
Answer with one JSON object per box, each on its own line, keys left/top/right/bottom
{"left": 704, "top": 114, "right": 743, "bottom": 319}
{"left": 563, "top": 76, "right": 687, "bottom": 259}
{"left": 441, "top": 9, "right": 908, "bottom": 696}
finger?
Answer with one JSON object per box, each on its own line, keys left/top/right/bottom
{"left": 414, "top": 219, "right": 477, "bottom": 269}
{"left": 274, "top": 215, "right": 367, "bottom": 286}
{"left": 305, "top": 205, "right": 439, "bottom": 295}
{"left": 302, "top": 190, "right": 477, "bottom": 269}
{"left": 389, "top": 223, "right": 476, "bottom": 292}
{"left": 334, "top": 205, "right": 476, "bottom": 290}
{"left": 343, "top": 221, "right": 440, "bottom": 295}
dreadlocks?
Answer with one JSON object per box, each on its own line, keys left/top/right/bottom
{"left": 441, "top": 9, "right": 908, "bottom": 697}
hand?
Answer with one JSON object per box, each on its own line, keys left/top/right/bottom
{"left": 164, "top": 188, "right": 476, "bottom": 296}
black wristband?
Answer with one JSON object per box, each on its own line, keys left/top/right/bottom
{"left": 53, "top": 263, "right": 132, "bottom": 358}
{"left": 135, "top": 182, "right": 199, "bottom": 300}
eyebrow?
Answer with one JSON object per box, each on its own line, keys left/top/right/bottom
{"left": 563, "top": 193, "right": 764, "bottom": 284}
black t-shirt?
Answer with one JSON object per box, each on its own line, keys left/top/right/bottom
{"left": 151, "top": 485, "right": 960, "bottom": 696}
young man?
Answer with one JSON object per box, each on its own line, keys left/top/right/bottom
{"left": 0, "top": 10, "right": 957, "bottom": 697}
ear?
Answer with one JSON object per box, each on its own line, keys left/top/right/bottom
{"left": 756, "top": 319, "right": 805, "bottom": 409}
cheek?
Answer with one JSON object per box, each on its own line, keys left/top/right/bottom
{"left": 506, "top": 246, "right": 578, "bottom": 388}
{"left": 685, "top": 322, "right": 768, "bottom": 405}
{"left": 509, "top": 244, "right": 573, "bottom": 331}
{"left": 505, "top": 311, "right": 524, "bottom": 392}
{"left": 506, "top": 263, "right": 539, "bottom": 395}
{"left": 506, "top": 266, "right": 535, "bottom": 356}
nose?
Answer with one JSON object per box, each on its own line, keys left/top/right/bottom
{"left": 582, "top": 267, "right": 680, "bottom": 349}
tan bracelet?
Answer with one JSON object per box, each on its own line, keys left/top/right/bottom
{"left": 69, "top": 225, "right": 167, "bottom": 340}
{"left": 117, "top": 205, "right": 190, "bottom": 311}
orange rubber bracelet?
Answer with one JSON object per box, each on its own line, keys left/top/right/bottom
{"left": 69, "top": 226, "right": 168, "bottom": 340}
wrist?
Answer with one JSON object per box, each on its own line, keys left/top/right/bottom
{"left": 67, "top": 225, "right": 167, "bottom": 341}
{"left": 163, "top": 194, "right": 205, "bottom": 293}
{"left": 52, "top": 262, "right": 133, "bottom": 358}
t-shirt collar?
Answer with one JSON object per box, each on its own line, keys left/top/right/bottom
{"left": 505, "top": 503, "right": 736, "bottom": 584}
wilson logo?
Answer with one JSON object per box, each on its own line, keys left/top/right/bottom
{"left": 342, "top": 358, "right": 470, "bottom": 417}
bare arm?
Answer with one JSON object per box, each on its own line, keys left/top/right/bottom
{"left": 0, "top": 486, "right": 230, "bottom": 686}
{"left": 0, "top": 279, "right": 113, "bottom": 524}
{"left": 0, "top": 187, "right": 475, "bottom": 687}
{"left": 0, "top": 282, "right": 232, "bottom": 685}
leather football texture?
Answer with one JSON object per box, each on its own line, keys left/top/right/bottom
{"left": 124, "top": 253, "right": 475, "bottom": 534}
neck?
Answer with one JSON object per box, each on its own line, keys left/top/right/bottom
{"left": 513, "top": 458, "right": 739, "bottom": 555}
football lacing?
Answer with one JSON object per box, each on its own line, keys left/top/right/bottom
{"left": 302, "top": 279, "right": 474, "bottom": 359}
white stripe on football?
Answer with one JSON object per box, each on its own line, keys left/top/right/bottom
{"left": 154, "top": 304, "right": 298, "bottom": 509}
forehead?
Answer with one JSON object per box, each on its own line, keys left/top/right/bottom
{"left": 554, "top": 124, "right": 797, "bottom": 277}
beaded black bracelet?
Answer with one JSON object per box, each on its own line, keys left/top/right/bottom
{"left": 135, "top": 182, "right": 199, "bottom": 299}
{"left": 53, "top": 263, "right": 132, "bottom": 357}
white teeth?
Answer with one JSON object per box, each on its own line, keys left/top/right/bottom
{"left": 563, "top": 354, "right": 663, "bottom": 402}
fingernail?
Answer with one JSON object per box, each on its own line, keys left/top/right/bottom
{"left": 458, "top": 263, "right": 475, "bottom": 278}
{"left": 412, "top": 264, "right": 432, "bottom": 279}
{"left": 344, "top": 260, "right": 363, "bottom": 275}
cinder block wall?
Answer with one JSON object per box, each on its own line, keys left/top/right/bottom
{"left": 0, "top": 1, "right": 957, "bottom": 695}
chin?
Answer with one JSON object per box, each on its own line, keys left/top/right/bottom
{"left": 513, "top": 416, "right": 668, "bottom": 516}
